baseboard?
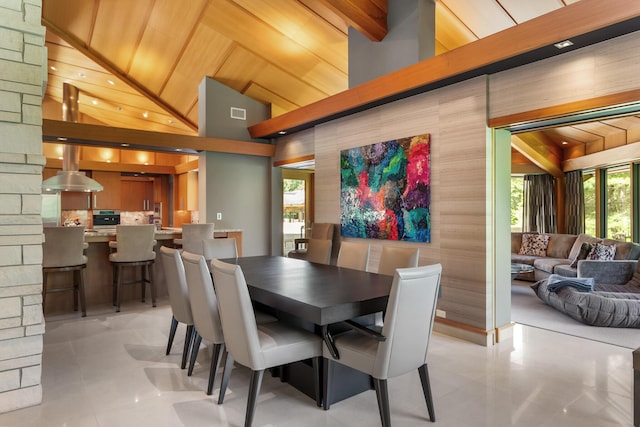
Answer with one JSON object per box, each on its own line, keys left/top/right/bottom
{"left": 433, "top": 318, "right": 495, "bottom": 346}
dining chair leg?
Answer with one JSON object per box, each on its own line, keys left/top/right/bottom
{"left": 245, "top": 369, "right": 265, "bottom": 427}
{"left": 188, "top": 332, "right": 202, "bottom": 376}
{"left": 207, "top": 343, "right": 225, "bottom": 395}
{"left": 181, "top": 325, "right": 194, "bottom": 369}
{"left": 166, "top": 316, "right": 178, "bottom": 355}
{"left": 218, "top": 351, "right": 234, "bottom": 404}
{"left": 373, "top": 378, "right": 391, "bottom": 427}
{"left": 418, "top": 364, "right": 436, "bottom": 422}
{"left": 322, "top": 357, "right": 334, "bottom": 410}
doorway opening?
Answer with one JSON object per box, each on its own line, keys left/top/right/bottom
{"left": 281, "top": 168, "right": 314, "bottom": 256}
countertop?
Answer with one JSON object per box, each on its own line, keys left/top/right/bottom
{"left": 83, "top": 227, "right": 242, "bottom": 243}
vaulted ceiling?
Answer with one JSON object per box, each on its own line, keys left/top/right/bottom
{"left": 41, "top": 0, "right": 640, "bottom": 167}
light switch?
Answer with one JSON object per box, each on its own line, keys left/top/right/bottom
{"left": 216, "top": 212, "right": 222, "bottom": 220}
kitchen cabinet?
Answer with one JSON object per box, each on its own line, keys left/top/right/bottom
{"left": 176, "top": 171, "right": 198, "bottom": 211}
{"left": 92, "top": 171, "right": 121, "bottom": 209}
{"left": 121, "top": 178, "right": 154, "bottom": 211}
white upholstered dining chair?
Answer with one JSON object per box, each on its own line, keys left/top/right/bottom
{"left": 181, "top": 251, "right": 227, "bottom": 396}
{"left": 179, "top": 223, "right": 215, "bottom": 255}
{"left": 377, "top": 245, "right": 420, "bottom": 276}
{"left": 337, "top": 241, "right": 370, "bottom": 271}
{"left": 202, "top": 237, "right": 237, "bottom": 261}
{"left": 322, "top": 264, "right": 442, "bottom": 426}
{"left": 211, "top": 259, "right": 323, "bottom": 427}
{"left": 159, "top": 246, "right": 195, "bottom": 369}
{"left": 305, "top": 239, "right": 333, "bottom": 265}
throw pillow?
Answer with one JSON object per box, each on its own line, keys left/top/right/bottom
{"left": 586, "top": 242, "right": 617, "bottom": 260}
{"left": 569, "top": 242, "right": 592, "bottom": 268}
{"left": 518, "top": 233, "right": 550, "bottom": 257}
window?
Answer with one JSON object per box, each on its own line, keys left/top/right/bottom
{"left": 510, "top": 176, "right": 524, "bottom": 232}
{"left": 583, "top": 170, "right": 596, "bottom": 237}
{"left": 604, "top": 167, "right": 631, "bottom": 241}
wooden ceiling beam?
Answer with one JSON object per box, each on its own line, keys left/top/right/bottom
{"left": 310, "top": 0, "right": 387, "bottom": 41}
{"left": 43, "top": 119, "right": 276, "bottom": 158}
{"left": 511, "top": 134, "right": 564, "bottom": 178}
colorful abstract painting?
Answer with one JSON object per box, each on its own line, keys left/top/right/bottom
{"left": 340, "top": 134, "right": 431, "bottom": 242}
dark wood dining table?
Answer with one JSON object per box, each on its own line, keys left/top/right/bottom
{"left": 215, "top": 255, "right": 394, "bottom": 405}
{"left": 217, "top": 255, "right": 393, "bottom": 358}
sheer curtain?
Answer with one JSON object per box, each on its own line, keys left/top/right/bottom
{"left": 564, "top": 170, "right": 584, "bottom": 235}
{"left": 523, "top": 174, "right": 557, "bottom": 233}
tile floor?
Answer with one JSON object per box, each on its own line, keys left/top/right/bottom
{"left": 0, "top": 299, "right": 634, "bottom": 427}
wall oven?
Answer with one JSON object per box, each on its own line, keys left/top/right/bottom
{"left": 92, "top": 210, "right": 120, "bottom": 229}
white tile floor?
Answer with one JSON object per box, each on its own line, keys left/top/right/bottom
{"left": 0, "top": 299, "right": 634, "bottom": 427}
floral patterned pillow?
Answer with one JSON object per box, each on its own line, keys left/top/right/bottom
{"left": 586, "top": 243, "right": 617, "bottom": 260}
{"left": 518, "top": 233, "right": 550, "bottom": 256}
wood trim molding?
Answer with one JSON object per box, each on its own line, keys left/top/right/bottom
{"left": 435, "top": 317, "right": 490, "bottom": 336}
{"left": 45, "top": 158, "right": 176, "bottom": 174}
{"left": 175, "top": 159, "right": 199, "bottom": 175}
{"left": 249, "top": 0, "right": 640, "bottom": 138}
{"left": 273, "top": 154, "right": 315, "bottom": 167}
{"left": 43, "top": 119, "right": 276, "bottom": 158}
{"left": 489, "top": 89, "right": 640, "bottom": 129}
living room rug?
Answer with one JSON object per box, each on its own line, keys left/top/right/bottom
{"left": 511, "top": 281, "right": 640, "bottom": 349}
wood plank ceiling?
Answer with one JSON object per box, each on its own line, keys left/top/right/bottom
{"left": 41, "top": 0, "right": 640, "bottom": 167}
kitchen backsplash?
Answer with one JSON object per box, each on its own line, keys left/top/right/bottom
{"left": 61, "top": 210, "right": 153, "bottom": 228}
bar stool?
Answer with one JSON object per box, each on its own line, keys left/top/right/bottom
{"left": 109, "top": 225, "right": 157, "bottom": 312}
{"left": 42, "top": 227, "right": 88, "bottom": 317}
{"left": 174, "top": 223, "right": 215, "bottom": 255}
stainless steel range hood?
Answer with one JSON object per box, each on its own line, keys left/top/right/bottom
{"left": 42, "top": 83, "right": 103, "bottom": 193}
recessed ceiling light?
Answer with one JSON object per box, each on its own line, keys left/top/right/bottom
{"left": 175, "top": 148, "right": 182, "bottom": 152}
{"left": 57, "top": 137, "right": 67, "bottom": 141}
{"left": 561, "top": 141, "right": 568, "bottom": 145}
{"left": 116, "top": 106, "right": 122, "bottom": 111}
{"left": 121, "top": 143, "right": 130, "bottom": 147}
{"left": 91, "top": 99, "right": 98, "bottom": 105}
{"left": 168, "top": 119, "right": 174, "bottom": 124}
{"left": 50, "top": 66, "right": 56, "bottom": 71}
{"left": 106, "top": 159, "right": 111, "bottom": 163}
{"left": 142, "top": 112, "right": 149, "bottom": 118}
{"left": 554, "top": 40, "right": 574, "bottom": 49}
{"left": 107, "top": 79, "right": 115, "bottom": 85}
{"left": 278, "top": 131, "right": 287, "bottom": 135}
{"left": 78, "top": 72, "right": 86, "bottom": 78}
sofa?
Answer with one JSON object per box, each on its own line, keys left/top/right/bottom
{"left": 531, "top": 259, "right": 640, "bottom": 327}
{"left": 511, "top": 232, "right": 640, "bottom": 282}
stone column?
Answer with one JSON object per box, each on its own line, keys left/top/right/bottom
{"left": 0, "top": 0, "right": 47, "bottom": 413}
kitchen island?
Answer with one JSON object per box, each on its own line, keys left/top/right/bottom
{"left": 43, "top": 228, "right": 243, "bottom": 317}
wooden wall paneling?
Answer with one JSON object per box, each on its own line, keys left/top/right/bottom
{"left": 301, "top": 75, "right": 492, "bottom": 338}
{"left": 489, "top": 31, "right": 640, "bottom": 122}
{"left": 273, "top": 128, "right": 315, "bottom": 164}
